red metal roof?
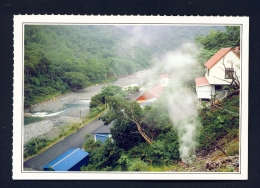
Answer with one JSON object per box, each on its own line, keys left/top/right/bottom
{"left": 195, "top": 77, "right": 210, "bottom": 86}
{"left": 136, "top": 85, "right": 164, "bottom": 101}
{"left": 204, "top": 47, "right": 240, "bottom": 69}
{"left": 148, "top": 85, "right": 164, "bottom": 97}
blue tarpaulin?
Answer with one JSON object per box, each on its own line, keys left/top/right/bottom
{"left": 42, "top": 148, "right": 89, "bottom": 171}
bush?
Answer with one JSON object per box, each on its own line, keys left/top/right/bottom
{"left": 128, "top": 158, "right": 148, "bottom": 171}
{"left": 24, "top": 137, "right": 49, "bottom": 158}
{"left": 86, "top": 140, "right": 123, "bottom": 170}
{"left": 127, "top": 128, "right": 180, "bottom": 165}
{"left": 117, "top": 154, "right": 129, "bottom": 171}
{"left": 83, "top": 138, "right": 102, "bottom": 153}
{"left": 198, "top": 95, "right": 240, "bottom": 150}
{"left": 88, "top": 105, "right": 105, "bottom": 118}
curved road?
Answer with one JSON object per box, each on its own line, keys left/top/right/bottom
{"left": 24, "top": 119, "right": 104, "bottom": 171}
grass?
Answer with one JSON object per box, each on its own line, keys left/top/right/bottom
{"left": 146, "top": 164, "right": 180, "bottom": 172}
{"left": 225, "top": 137, "right": 239, "bottom": 156}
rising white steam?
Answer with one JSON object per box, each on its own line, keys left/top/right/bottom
{"left": 151, "top": 43, "right": 201, "bottom": 163}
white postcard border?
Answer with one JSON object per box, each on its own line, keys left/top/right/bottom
{"left": 13, "top": 15, "right": 249, "bottom": 180}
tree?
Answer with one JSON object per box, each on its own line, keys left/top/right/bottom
{"left": 213, "top": 57, "right": 240, "bottom": 95}
{"left": 24, "top": 25, "right": 153, "bottom": 108}
{"left": 90, "top": 85, "right": 124, "bottom": 109}
{"left": 106, "top": 96, "right": 154, "bottom": 144}
{"left": 195, "top": 26, "right": 240, "bottom": 65}
{"left": 100, "top": 96, "right": 147, "bottom": 149}
{"left": 101, "top": 96, "right": 172, "bottom": 146}
{"left": 62, "top": 72, "right": 89, "bottom": 90}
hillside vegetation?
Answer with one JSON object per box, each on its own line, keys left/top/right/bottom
{"left": 24, "top": 25, "right": 240, "bottom": 171}
{"left": 80, "top": 26, "right": 240, "bottom": 172}
{"left": 24, "top": 25, "right": 226, "bottom": 108}
{"left": 24, "top": 25, "right": 152, "bottom": 108}
{"left": 81, "top": 86, "right": 239, "bottom": 172}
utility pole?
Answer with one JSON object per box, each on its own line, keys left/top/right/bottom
{"left": 80, "top": 110, "right": 82, "bottom": 124}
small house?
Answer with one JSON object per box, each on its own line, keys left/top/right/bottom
{"left": 92, "top": 123, "right": 113, "bottom": 143}
{"left": 136, "top": 84, "right": 164, "bottom": 102}
{"left": 195, "top": 47, "right": 240, "bottom": 100}
{"left": 160, "top": 74, "right": 169, "bottom": 87}
{"left": 42, "top": 148, "right": 89, "bottom": 171}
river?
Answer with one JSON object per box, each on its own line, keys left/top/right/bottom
{"left": 24, "top": 69, "right": 150, "bottom": 143}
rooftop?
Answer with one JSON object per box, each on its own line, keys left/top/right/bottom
{"left": 195, "top": 77, "right": 210, "bottom": 86}
{"left": 204, "top": 47, "right": 240, "bottom": 69}
{"left": 93, "top": 122, "right": 113, "bottom": 134}
{"left": 147, "top": 84, "right": 164, "bottom": 98}
{"left": 42, "top": 148, "right": 88, "bottom": 171}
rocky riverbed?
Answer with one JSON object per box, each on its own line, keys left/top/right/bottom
{"left": 24, "top": 70, "right": 150, "bottom": 143}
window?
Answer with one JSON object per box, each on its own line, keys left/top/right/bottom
{"left": 225, "top": 68, "right": 234, "bottom": 79}
{"left": 215, "top": 85, "right": 222, "bottom": 90}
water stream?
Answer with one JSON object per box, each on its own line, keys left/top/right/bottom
{"left": 24, "top": 100, "right": 91, "bottom": 125}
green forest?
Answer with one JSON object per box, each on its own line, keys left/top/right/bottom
{"left": 24, "top": 25, "right": 241, "bottom": 171}
{"left": 24, "top": 25, "right": 226, "bottom": 108}
{"left": 195, "top": 26, "right": 240, "bottom": 64}
{"left": 24, "top": 25, "right": 152, "bottom": 108}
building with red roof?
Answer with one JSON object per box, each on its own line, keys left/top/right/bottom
{"left": 195, "top": 47, "right": 240, "bottom": 100}
{"left": 136, "top": 84, "right": 164, "bottom": 102}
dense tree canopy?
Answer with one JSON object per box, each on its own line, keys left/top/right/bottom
{"left": 24, "top": 25, "right": 152, "bottom": 108}
{"left": 24, "top": 25, "right": 227, "bottom": 108}
{"left": 84, "top": 91, "right": 181, "bottom": 170}
{"left": 195, "top": 26, "right": 240, "bottom": 64}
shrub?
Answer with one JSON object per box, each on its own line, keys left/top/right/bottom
{"left": 24, "top": 137, "right": 49, "bottom": 158}
{"left": 128, "top": 158, "right": 148, "bottom": 171}
{"left": 198, "top": 95, "right": 239, "bottom": 150}
{"left": 117, "top": 154, "right": 129, "bottom": 171}
{"left": 86, "top": 140, "right": 123, "bottom": 170}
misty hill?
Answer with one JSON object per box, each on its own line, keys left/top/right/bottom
{"left": 24, "top": 25, "right": 225, "bottom": 108}
{"left": 24, "top": 25, "right": 152, "bottom": 107}
{"left": 117, "top": 25, "right": 225, "bottom": 53}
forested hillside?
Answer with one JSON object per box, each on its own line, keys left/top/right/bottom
{"left": 195, "top": 26, "right": 240, "bottom": 64}
{"left": 24, "top": 25, "right": 152, "bottom": 108}
{"left": 24, "top": 25, "right": 226, "bottom": 108}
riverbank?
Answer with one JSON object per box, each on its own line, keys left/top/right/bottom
{"left": 27, "top": 84, "right": 104, "bottom": 113}
{"left": 23, "top": 70, "right": 150, "bottom": 144}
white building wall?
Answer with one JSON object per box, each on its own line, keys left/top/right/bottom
{"left": 161, "top": 78, "right": 169, "bottom": 87}
{"left": 205, "top": 51, "right": 240, "bottom": 85}
{"left": 196, "top": 85, "right": 214, "bottom": 99}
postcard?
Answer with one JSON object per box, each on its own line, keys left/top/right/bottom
{"left": 13, "top": 15, "right": 249, "bottom": 180}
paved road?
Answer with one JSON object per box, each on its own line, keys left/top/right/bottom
{"left": 23, "top": 119, "right": 104, "bottom": 171}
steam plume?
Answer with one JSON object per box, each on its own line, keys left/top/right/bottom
{"left": 151, "top": 43, "right": 201, "bottom": 163}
